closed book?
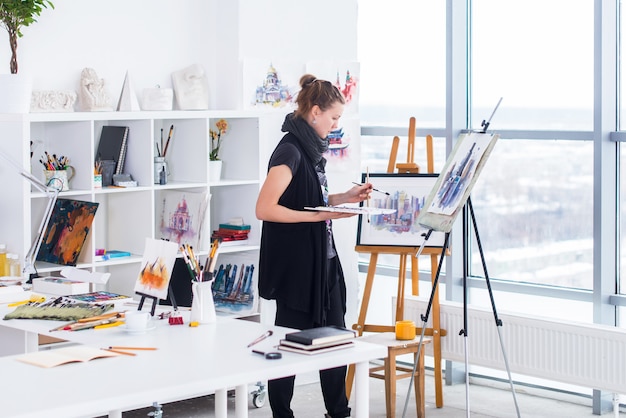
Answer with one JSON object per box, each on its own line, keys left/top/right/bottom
{"left": 284, "top": 325, "right": 356, "bottom": 346}
{"left": 31, "top": 277, "right": 90, "bottom": 296}
{"left": 218, "top": 223, "right": 251, "bottom": 231}
{"left": 278, "top": 341, "right": 354, "bottom": 356}
{"left": 279, "top": 338, "right": 354, "bottom": 351}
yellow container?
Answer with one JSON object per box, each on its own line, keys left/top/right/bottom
{"left": 395, "top": 320, "right": 416, "bottom": 340}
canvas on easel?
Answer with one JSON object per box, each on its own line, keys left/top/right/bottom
{"left": 417, "top": 131, "right": 499, "bottom": 233}
{"left": 134, "top": 238, "right": 179, "bottom": 301}
{"left": 356, "top": 173, "right": 445, "bottom": 248}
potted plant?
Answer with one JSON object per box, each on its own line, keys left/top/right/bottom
{"left": 209, "top": 119, "right": 229, "bottom": 181}
{"left": 0, "top": 0, "right": 54, "bottom": 112}
{"left": 0, "top": 0, "right": 54, "bottom": 74}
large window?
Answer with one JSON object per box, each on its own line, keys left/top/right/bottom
{"left": 357, "top": 1, "right": 446, "bottom": 128}
{"left": 472, "top": 0, "right": 593, "bottom": 131}
{"left": 471, "top": 139, "right": 593, "bottom": 289}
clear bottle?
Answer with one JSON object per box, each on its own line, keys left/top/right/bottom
{"left": 7, "top": 253, "right": 20, "bottom": 277}
{"left": 0, "top": 244, "right": 6, "bottom": 277}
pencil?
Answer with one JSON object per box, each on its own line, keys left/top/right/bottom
{"left": 103, "top": 348, "right": 136, "bottom": 356}
{"left": 108, "top": 346, "right": 158, "bottom": 351}
{"left": 94, "top": 321, "right": 124, "bottom": 329}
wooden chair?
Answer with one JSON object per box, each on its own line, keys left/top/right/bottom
{"left": 360, "top": 332, "right": 431, "bottom": 418}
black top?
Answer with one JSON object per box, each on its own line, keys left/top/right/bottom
{"left": 258, "top": 132, "right": 330, "bottom": 323}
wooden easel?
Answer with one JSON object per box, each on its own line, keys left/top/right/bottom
{"left": 346, "top": 117, "right": 446, "bottom": 409}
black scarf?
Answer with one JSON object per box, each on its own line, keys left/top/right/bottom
{"left": 281, "top": 112, "right": 328, "bottom": 169}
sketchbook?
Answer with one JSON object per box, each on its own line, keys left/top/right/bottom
{"left": 95, "top": 126, "right": 130, "bottom": 175}
{"left": 304, "top": 206, "right": 396, "bottom": 215}
{"left": 16, "top": 346, "right": 120, "bottom": 368}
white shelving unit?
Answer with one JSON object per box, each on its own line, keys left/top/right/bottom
{"left": 0, "top": 110, "right": 285, "bottom": 297}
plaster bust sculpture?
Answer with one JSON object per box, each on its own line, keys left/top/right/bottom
{"left": 31, "top": 90, "right": 77, "bottom": 112}
{"left": 79, "top": 68, "right": 113, "bottom": 111}
{"left": 171, "top": 63, "right": 209, "bottom": 110}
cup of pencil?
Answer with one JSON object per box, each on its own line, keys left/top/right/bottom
{"left": 41, "top": 153, "right": 74, "bottom": 191}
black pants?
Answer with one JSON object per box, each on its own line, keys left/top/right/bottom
{"left": 268, "top": 256, "right": 351, "bottom": 418}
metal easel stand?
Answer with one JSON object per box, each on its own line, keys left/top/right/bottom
{"left": 401, "top": 197, "right": 521, "bottom": 418}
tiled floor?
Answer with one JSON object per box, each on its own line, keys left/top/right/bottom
{"left": 113, "top": 370, "right": 625, "bottom": 417}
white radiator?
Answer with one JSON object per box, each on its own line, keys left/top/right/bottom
{"left": 403, "top": 296, "right": 626, "bottom": 394}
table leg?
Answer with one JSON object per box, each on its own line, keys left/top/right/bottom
{"left": 215, "top": 388, "right": 227, "bottom": 418}
{"left": 235, "top": 384, "right": 248, "bottom": 418}
{"left": 0, "top": 328, "right": 38, "bottom": 355}
{"left": 353, "top": 361, "right": 370, "bottom": 418}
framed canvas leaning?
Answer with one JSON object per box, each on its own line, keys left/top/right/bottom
{"left": 356, "top": 173, "right": 446, "bottom": 248}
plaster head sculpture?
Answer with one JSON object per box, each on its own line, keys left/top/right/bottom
{"left": 79, "top": 68, "right": 113, "bottom": 111}
{"left": 171, "top": 63, "right": 209, "bottom": 110}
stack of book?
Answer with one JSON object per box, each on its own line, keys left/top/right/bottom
{"left": 212, "top": 222, "right": 250, "bottom": 246}
{"left": 278, "top": 325, "right": 357, "bottom": 355}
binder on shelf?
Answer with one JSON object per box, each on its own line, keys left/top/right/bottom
{"left": 95, "top": 125, "right": 130, "bottom": 175}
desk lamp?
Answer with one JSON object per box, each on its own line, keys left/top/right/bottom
{"left": 0, "top": 150, "right": 60, "bottom": 281}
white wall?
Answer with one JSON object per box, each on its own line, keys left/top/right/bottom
{"left": 1, "top": 0, "right": 214, "bottom": 105}
{"left": 0, "top": 0, "right": 358, "bottom": 109}
{"left": 0, "top": 0, "right": 361, "bottom": 325}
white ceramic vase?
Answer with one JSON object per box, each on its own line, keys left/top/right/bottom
{"left": 190, "top": 280, "right": 217, "bottom": 324}
{"left": 209, "top": 160, "right": 223, "bottom": 181}
{"left": 0, "top": 74, "right": 32, "bottom": 113}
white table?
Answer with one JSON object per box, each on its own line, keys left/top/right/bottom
{"left": 0, "top": 309, "right": 386, "bottom": 418}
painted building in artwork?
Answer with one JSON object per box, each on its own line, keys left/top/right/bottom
{"left": 169, "top": 197, "right": 191, "bottom": 232}
{"left": 255, "top": 64, "right": 293, "bottom": 106}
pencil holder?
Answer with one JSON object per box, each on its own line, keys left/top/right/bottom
{"left": 190, "top": 280, "right": 216, "bottom": 324}
{"left": 154, "top": 156, "right": 168, "bottom": 185}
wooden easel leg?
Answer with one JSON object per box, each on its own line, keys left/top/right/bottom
{"left": 411, "top": 256, "right": 419, "bottom": 296}
{"left": 396, "top": 254, "right": 407, "bottom": 321}
{"left": 346, "top": 252, "right": 379, "bottom": 399}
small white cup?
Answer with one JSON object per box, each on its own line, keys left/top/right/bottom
{"left": 125, "top": 310, "right": 150, "bottom": 332}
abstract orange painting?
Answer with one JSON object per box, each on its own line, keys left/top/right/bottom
{"left": 36, "top": 199, "right": 99, "bottom": 266}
